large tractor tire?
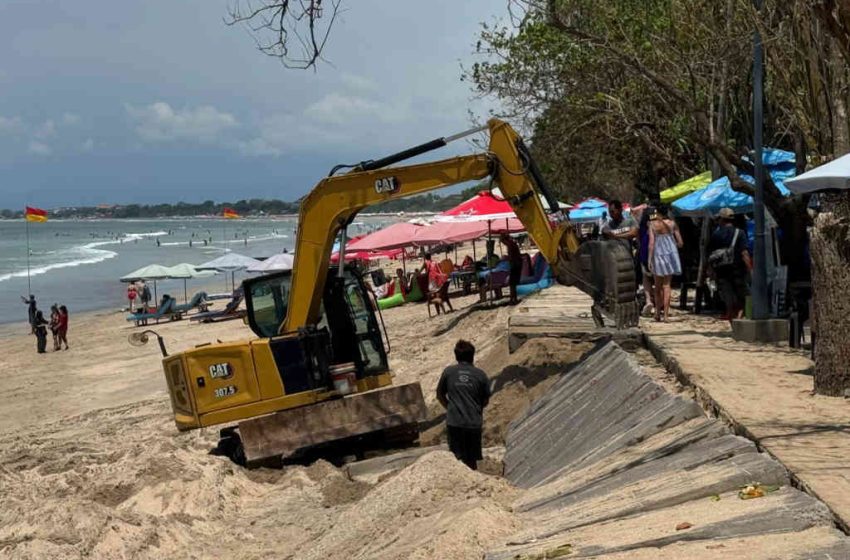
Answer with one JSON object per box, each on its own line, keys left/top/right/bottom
{"left": 555, "top": 240, "right": 638, "bottom": 329}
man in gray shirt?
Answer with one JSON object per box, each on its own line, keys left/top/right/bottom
{"left": 601, "top": 200, "right": 638, "bottom": 253}
{"left": 436, "top": 339, "right": 491, "bottom": 470}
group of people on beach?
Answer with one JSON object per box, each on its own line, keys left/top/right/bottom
{"left": 126, "top": 281, "right": 152, "bottom": 313}
{"left": 601, "top": 200, "right": 752, "bottom": 323}
{"left": 21, "top": 295, "right": 69, "bottom": 353}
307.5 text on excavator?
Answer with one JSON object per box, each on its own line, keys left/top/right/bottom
{"left": 155, "top": 119, "right": 637, "bottom": 465}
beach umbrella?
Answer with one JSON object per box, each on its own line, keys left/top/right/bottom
{"left": 345, "top": 224, "right": 423, "bottom": 272}
{"left": 346, "top": 223, "right": 424, "bottom": 251}
{"left": 247, "top": 253, "right": 295, "bottom": 273}
{"left": 672, "top": 168, "right": 794, "bottom": 217}
{"left": 164, "top": 263, "right": 216, "bottom": 303}
{"left": 785, "top": 152, "right": 850, "bottom": 194}
{"left": 660, "top": 172, "right": 712, "bottom": 204}
{"left": 567, "top": 198, "right": 631, "bottom": 223}
{"left": 437, "top": 190, "right": 516, "bottom": 223}
{"left": 196, "top": 252, "right": 262, "bottom": 291}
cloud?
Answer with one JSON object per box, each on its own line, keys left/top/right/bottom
{"left": 304, "top": 93, "right": 410, "bottom": 125}
{"left": 61, "top": 112, "right": 82, "bottom": 126}
{"left": 81, "top": 138, "right": 94, "bottom": 152}
{"left": 28, "top": 140, "right": 51, "bottom": 155}
{"left": 339, "top": 73, "right": 379, "bottom": 93}
{"left": 0, "top": 115, "right": 24, "bottom": 134}
{"left": 34, "top": 119, "right": 57, "bottom": 139}
{"left": 126, "top": 101, "right": 239, "bottom": 144}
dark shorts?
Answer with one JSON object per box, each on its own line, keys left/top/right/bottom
{"left": 447, "top": 425, "right": 483, "bottom": 470}
{"left": 717, "top": 273, "right": 748, "bottom": 310}
{"left": 509, "top": 265, "right": 521, "bottom": 287}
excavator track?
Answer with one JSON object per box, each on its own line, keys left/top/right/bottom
{"left": 555, "top": 239, "right": 639, "bottom": 329}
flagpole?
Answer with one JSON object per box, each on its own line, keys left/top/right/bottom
{"left": 25, "top": 214, "right": 32, "bottom": 296}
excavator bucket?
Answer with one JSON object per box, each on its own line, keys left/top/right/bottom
{"left": 555, "top": 239, "right": 639, "bottom": 329}
{"left": 235, "top": 383, "right": 428, "bottom": 465}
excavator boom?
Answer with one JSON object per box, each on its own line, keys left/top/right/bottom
{"left": 284, "top": 119, "right": 583, "bottom": 333}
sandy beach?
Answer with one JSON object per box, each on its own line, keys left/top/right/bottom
{"left": 0, "top": 284, "right": 589, "bottom": 559}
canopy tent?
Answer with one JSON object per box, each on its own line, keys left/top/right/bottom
{"left": 672, "top": 167, "right": 795, "bottom": 216}
{"left": 197, "top": 252, "right": 262, "bottom": 291}
{"left": 247, "top": 253, "right": 295, "bottom": 273}
{"left": 785, "top": 152, "right": 850, "bottom": 194}
{"left": 660, "top": 172, "right": 712, "bottom": 204}
{"left": 568, "top": 198, "right": 631, "bottom": 223}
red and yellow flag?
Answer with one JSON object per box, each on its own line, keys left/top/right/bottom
{"left": 222, "top": 207, "right": 240, "bottom": 219}
{"left": 25, "top": 206, "right": 48, "bottom": 222}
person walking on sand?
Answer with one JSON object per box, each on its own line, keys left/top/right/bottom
{"left": 436, "top": 340, "right": 491, "bottom": 471}
{"left": 647, "top": 205, "right": 683, "bottom": 322}
{"left": 21, "top": 294, "right": 37, "bottom": 334}
{"left": 139, "top": 282, "right": 152, "bottom": 312}
{"left": 57, "top": 305, "right": 69, "bottom": 350}
{"left": 500, "top": 232, "right": 522, "bottom": 305}
{"left": 708, "top": 207, "right": 752, "bottom": 324}
{"left": 637, "top": 206, "right": 656, "bottom": 317}
{"left": 33, "top": 310, "right": 49, "bottom": 354}
{"left": 49, "top": 304, "right": 61, "bottom": 351}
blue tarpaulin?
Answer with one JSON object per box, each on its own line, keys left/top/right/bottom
{"left": 672, "top": 149, "right": 796, "bottom": 216}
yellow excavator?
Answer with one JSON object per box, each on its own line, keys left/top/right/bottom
{"left": 155, "top": 119, "right": 637, "bottom": 465}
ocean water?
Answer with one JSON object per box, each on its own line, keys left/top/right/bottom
{"left": 0, "top": 217, "right": 389, "bottom": 327}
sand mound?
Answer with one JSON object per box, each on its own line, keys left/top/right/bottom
{"left": 299, "top": 450, "right": 520, "bottom": 560}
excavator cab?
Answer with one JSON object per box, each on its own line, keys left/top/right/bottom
{"left": 243, "top": 266, "right": 389, "bottom": 385}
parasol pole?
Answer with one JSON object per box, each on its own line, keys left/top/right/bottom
{"left": 183, "top": 279, "right": 188, "bottom": 304}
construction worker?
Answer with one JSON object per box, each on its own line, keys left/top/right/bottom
{"left": 436, "top": 339, "right": 491, "bottom": 470}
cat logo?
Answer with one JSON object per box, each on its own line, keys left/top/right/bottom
{"left": 208, "top": 362, "right": 233, "bottom": 380}
{"left": 374, "top": 176, "right": 400, "bottom": 194}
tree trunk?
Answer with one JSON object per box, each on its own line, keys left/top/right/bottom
{"left": 812, "top": 45, "right": 850, "bottom": 396}
{"left": 811, "top": 195, "right": 850, "bottom": 396}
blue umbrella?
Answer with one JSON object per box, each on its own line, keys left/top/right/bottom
{"left": 672, "top": 167, "right": 794, "bottom": 217}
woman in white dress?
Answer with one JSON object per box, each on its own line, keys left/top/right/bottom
{"left": 648, "top": 205, "right": 683, "bottom": 322}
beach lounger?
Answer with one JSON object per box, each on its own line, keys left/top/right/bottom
{"left": 190, "top": 293, "right": 245, "bottom": 323}
{"left": 173, "top": 291, "right": 210, "bottom": 314}
{"left": 126, "top": 296, "right": 177, "bottom": 326}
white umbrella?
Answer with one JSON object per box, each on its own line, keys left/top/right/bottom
{"left": 164, "top": 263, "right": 217, "bottom": 303}
{"left": 197, "top": 253, "right": 262, "bottom": 291}
{"left": 785, "top": 153, "right": 850, "bottom": 194}
{"left": 120, "top": 264, "right": 171, "bottom": 282}
{"left": 247, "top": 253, "right": 295, "bottom": 273}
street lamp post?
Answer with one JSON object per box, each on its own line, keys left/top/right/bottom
{"left": 751, "top": 0, "right": 769, "bottom": 320}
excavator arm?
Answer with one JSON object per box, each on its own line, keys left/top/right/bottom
{"left": 283, "top": 119, "right": 585, "bottom": 333}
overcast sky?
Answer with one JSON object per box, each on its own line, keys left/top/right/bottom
{"left": 0, "top": 0, "right": 505, "bottom": 208}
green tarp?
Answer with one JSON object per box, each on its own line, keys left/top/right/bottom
{"left": 660, "top": 171, "right": 712, "bottom": 204}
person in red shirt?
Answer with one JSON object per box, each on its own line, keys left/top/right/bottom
{"left": 127, "top": 283, "right": 137, "bottom": 312}
{"left": 57, "top": 305, "right": 69, "bottom": 350}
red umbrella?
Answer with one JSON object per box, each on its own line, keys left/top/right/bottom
{"left": 413, "top": 221, "right": 489, "bottom": 245}
{"left": 438, "top": 190, "right": 516, "bottom": 222}
{"left": 346, "top": 223, "right": 424, "bottom": 251}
